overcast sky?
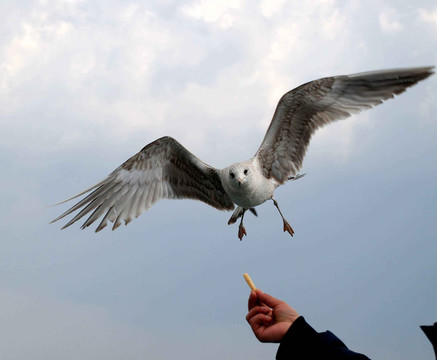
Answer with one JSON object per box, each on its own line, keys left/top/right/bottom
{"left": 1, "top": 1, "right": 437, "bottom": 359}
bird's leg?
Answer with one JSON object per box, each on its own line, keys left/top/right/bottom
{"left": 272, "top": 198, "right": 294, "bottom": 237}
{"left": 238, "top": 208, "right": 247, "bottom": 241}
{"left": 228, "top": 207, "right": 257, "bottom": 225}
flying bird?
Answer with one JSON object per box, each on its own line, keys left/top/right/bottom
{"left": 52, "top": 66, "right": 434, "bottom": 240}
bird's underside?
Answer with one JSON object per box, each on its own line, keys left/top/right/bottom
{"left": 51, "top": 66, "right": 434, "bottom": 240}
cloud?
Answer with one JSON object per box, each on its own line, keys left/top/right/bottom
{"left": 1, "top": 1, "right": 435, "bottom": 166}
{"left": 379, "top": 8, "right": 403, "bottom": 34}
{"left": 181, "top": 0, "right": 244, "bottom": 28}
{"left": 0, "top": 1, "right": 387, "bottom": 164}
{"left": 418, "top": 5, "right": 437, "bottom": 32}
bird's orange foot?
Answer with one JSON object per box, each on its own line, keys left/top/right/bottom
{"left": 238, "top": 224, "right": 247, "bottom": 241}
{"left": 283, "top": 221, "right": 294, "bottom": 237}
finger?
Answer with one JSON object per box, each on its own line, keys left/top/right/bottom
{"left": 257, "top": 291, "right": 285, "bottom": 308}
{"left": 248, "top": 290, "right": 258, "bottom": 311}
{"left": 253, "top": 289, "right": 269, "bottom": 307}
{"left": 246, "top": 306, "right": 271, "bottom": 322}
{"left": 248, "top": 313, "right": 273, "bottom": 328}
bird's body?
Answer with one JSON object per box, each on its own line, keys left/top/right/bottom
{"left": 52, "top": 66, "right": 434, "bottom": 239}
{"left": 219, "top": 158, "right": 277, "bottom": 209}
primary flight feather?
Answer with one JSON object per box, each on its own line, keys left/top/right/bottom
{"left": 52, "top": 66, "right": 434, "bottom": 239}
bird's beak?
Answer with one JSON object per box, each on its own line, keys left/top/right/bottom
{"left": 238, "top": 178, "right": 243, "bottom": 186}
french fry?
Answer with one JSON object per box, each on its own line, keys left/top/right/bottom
{"left": 243, "top": 273, "right": 256, "bottom": 291}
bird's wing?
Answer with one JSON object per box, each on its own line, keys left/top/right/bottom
{"left": 51, "top": 136, "right": 234, "bottom": 232}
{"left": 255, "top": 66, "right": 434, "bottom": 184}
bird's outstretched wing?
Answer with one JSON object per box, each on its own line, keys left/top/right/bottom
{"left": 51, "top": 136, "right": 234, "bottom": 231}
{"left": 255, "top": 66, "right": 434, "bottom": 184}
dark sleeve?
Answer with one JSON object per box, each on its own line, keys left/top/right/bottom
{"left": 420, "top": 323, "right": 437, "bottom": 359}
{"left": 276, "top": 316, "right": 371, "bottom": 360}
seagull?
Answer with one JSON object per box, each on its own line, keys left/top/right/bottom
{"left": 52, "top": 66, "right": 434, "bottom": 240}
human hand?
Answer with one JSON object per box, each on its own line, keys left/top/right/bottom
{"left": 246, "top": 289, "right": 299, "bottom": 343}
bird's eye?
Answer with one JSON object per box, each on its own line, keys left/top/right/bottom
{"left": 244, "top": 169, "right": 248, "bottom": 175}
{"left": 230, "top": 172, "right": 235, "bottom": 179}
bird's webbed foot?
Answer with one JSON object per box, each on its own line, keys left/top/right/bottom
{"left": 238, "top": 222, "right": 247, "bottom": 240}
{"left": 283, "top": 220, "right": 294, "bottom": 236}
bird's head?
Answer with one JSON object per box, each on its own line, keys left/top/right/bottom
{"left": 227, "top": 162, "right": 252, "bottom": 189}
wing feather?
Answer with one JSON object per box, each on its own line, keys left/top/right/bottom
{"left": 124, "top": 186, "right": 143, "bottom": 225}
{"left": 95, "top": 206, "right": 115, "bottom": 232}
{"left": 52, "top": 136, "right": 234, "bottom": 231}
{"left": 255, "top": 66, "right": 434, "bottom": 183}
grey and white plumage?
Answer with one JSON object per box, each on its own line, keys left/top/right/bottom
{"left": 52, "top": 66, "right": 434, "bottom": 239}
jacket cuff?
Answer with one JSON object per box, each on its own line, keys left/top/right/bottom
{"left": 276, "top": 316, "right": 322, "bottom": 359}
